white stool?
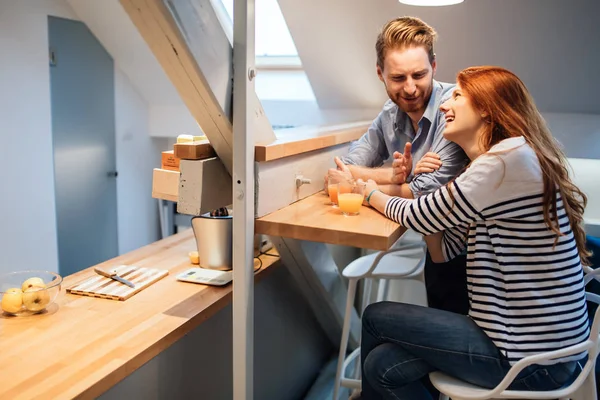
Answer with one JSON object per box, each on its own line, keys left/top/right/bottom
{"left": 430, "top": 266, "right": 600, "bottom": 400}
{"left": 333, "top": 240, "right": 427, "bottom": 400}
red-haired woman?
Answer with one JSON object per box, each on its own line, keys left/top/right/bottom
{"left": 358, "top": 66, "right": 590, "bottom": 399}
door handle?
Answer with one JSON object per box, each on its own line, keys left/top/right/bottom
{"left": 107, "top": 171, "right": 118, "bottom": 178}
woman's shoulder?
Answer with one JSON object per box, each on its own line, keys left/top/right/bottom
{"left": 488, "top": 136, "right": 528, "bottom": 154}
{"left": 465, "top": 136, "right": 539, "bottom": 179}
{"left": 480, "top": 136, "right": 537, "bottom": 167}
{"left": 475, "top": 136, "right": 541, "bottom": 182}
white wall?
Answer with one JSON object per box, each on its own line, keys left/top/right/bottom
{"left": 148, "top": 104, "right": 202, "bottom": 138}
{"left": 0, "top": 0, "right": 78, "bottom": 274}
{"left": 115, "top": 69, "right": 165, "bottom": 254}
{"left": 545, "top": 112, "right": 600, "bottom": 229}
{"left": 544, "top": 113, "right": 600, "bottom": 160}
{"left": 0, "top": 0, "right": 162, "bottom": 274}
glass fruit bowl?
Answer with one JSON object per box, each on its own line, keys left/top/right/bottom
{"left": 0, "top": 270, "right": 62, "bottom": 316}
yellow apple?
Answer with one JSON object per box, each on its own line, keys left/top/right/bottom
{"left": 22, "top": 287, "right": 50, "bottom": 312}
{"left": 1, "top": 288, "right": 23, "bottom": 314}
{"left": 21, "top": 277, "right": 45, "bottom": 292}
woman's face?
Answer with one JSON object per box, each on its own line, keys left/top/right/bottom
{"left": 439, "top": 84, "right": 485, "bottom": 144}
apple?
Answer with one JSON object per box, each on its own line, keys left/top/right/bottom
{"left": 22, "top": 287, "right": 50, "bottom": 312}
{"left": 21, "top": 277, "right": 45, "bottom": 292}
{"left": 189, "top": 251, "right": 200, "bottom": 265}
{"left": 1, "top": 288, "right": 23, "bottom": 314}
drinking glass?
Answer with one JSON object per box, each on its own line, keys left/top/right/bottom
{"left": 337, "top": 181, "right": 366, "bottom": 216}
{"left": 327, "top": 175, "right": 346, "bottom": 206}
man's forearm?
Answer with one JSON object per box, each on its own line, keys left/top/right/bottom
{"left": 378, "top": 183, "right": 414, "bottom": 199}
{"left": 347, "top": 165, "right": 393, "bottom": 184}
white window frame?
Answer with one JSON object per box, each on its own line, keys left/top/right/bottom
{"left": 209, "top": 0, "right": 302, "bottom": 70}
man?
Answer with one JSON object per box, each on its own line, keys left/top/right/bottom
{"left": 328, "top": 16, "right": 469, "bottom": 315}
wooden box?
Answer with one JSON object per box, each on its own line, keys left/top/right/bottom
{"left": 161, "top": 150, "right": 180, "bottom": 171}
{"left": 152, "top": 168, "right": 179, "bottom": 202}
{"left": 173, "top": 140, "right": 216, "bottom": 160}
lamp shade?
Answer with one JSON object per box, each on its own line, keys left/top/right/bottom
{"left": 399, "top": 0, "right": 464, "bottom": 5}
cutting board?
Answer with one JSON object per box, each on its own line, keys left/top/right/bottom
{"left": 67, "top": 265, "right": 169, "bottom": 301}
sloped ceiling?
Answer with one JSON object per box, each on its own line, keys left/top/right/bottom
{"left": 66, "top": 0, "right": 182, "bottom": 106}
{"left": 279, "top": 0, "right": 600, "bottom": 114}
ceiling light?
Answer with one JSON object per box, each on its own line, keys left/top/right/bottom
{"left": 399, "top": 0, "right": 464, "bottom": 6}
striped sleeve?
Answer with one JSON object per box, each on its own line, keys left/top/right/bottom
{"left": 385, "top": 183, "right": 478, "bottom": 259}
{"left": 442, "top": 224, "right": 469, "bottom": 261}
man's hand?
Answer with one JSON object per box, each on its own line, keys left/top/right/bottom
{"left": 324, "top": 157, "right": 353, "bottom": 191}
{"left": 334, "top": 157, "right": 352, "bottom": 177}
{"left": 328, "top": 157, "right": 353, "bottom": 181}
{"left": 391, "top": 142, "right": 412, "bottom": 184}
{"left": 414, "top": 152, "right": 442, "bottom": 175}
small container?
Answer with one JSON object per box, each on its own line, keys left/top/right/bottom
{"left": 191, "top": 210, "right": 233, "bottom": 270}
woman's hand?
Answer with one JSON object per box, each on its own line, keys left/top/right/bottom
{"left": 414, "top": 152, "right": 442, "bottom": 174}
{"left": 360, "top": 179, "right": 380, "bottom": 206}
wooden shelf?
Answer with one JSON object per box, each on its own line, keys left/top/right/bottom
{"left": 255, "top": 192, "right": 405, "bottom": 251}
{"left": 0, "top": 230, "right": 280, "bottom": 399}
{"left": 254, "top": 121, "right": 370, "bottom": 162}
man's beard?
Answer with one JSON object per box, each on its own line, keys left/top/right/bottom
{"left": 383, "top": 78, "right": 434, "bottom": 114}
{"left": 390, "top": 93, "right": 425, "bottom": 114}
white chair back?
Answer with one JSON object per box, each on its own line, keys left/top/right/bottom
{"left": 430, "top": 266, "right": 600, "bottom": 400}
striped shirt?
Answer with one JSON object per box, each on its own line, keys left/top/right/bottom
{"left": 384, "top": 136, "right": 589, "bottom": 364}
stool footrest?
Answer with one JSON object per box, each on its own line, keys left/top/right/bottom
{"left": 340, "top": 347, "right": 362, "bottom": 389}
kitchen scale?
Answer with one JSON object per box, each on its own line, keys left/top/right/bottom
{"left": 176, "top": 259, "right": 262, "bottom": 286}
{"left": 176, "top": 268, "right": 233, "bottom": 286}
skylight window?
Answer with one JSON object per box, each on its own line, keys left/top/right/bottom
{"left": 216, "top": 0, "right": 299, "bottom": 59}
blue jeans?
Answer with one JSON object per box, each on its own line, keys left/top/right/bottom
{"left": 361, "top": 302, "right": 579, "bottom": 400}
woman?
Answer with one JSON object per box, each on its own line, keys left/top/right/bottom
{"left": 358, "top": 66, "right": 591, "bottom": 399}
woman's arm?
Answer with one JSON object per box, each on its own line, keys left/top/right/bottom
{"left": 423, "top": 232, "right": 445, "bottom": 263}
{"left": 367, "top": 186, "right": 471, "bottom": 261}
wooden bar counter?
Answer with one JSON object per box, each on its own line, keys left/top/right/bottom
{"left": 254, "top": 190, "right": 408, "bottom": 350}
{"left": 255, "top": 192, "right": 406, "bottom": 251}
{"left": 0, "top": 230, "right": 280, "bottom": 400}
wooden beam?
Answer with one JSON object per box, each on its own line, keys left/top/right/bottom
{"left": 119, "top": 0, "right": 276, "bottom": 173}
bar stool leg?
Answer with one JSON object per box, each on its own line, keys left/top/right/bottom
{"left": 376, "top": 278, "right": 388, "bottom": 302}
{"left": 360, "top": 278, "right": 373, "bottom": 316}
{"left": 333, "top": 278, "right": 358, "bottom": 400}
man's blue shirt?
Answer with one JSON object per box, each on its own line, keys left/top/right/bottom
{"left": 341, "top": 80, "right": 469, "bottom": 196}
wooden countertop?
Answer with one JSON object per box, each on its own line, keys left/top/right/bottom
{"left": 254, "top": 121, "right": 370, "bottom": 162}
{"left": 0, "top": 230, "right": 280, "bottom": 399}
{"left": 255, "top": 192, "right": 406, "bottom": 251}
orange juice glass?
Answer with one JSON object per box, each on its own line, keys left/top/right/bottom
{"left": 327, "top": 175, "right": 346, "bottom": 205}
{"left": 328, "top": 184, "right": 339, "bottom": 204}
{"left": 338, "top": 181, "right": 366, "bottom": 216}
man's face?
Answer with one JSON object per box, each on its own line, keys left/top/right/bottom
{"left": 377, "top": 46, "right": 436, "bottom": 116}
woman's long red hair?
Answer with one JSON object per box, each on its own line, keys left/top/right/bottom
{"left": 458, "top": 66, "right": 590, "bottom": 265}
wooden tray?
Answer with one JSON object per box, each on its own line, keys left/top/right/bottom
{"left": 67, "top": 265, "right": 169, "bottom": 301}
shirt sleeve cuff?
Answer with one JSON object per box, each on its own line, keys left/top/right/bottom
{"left": 408, "top": 180, "right": 421, "bottom": 198}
